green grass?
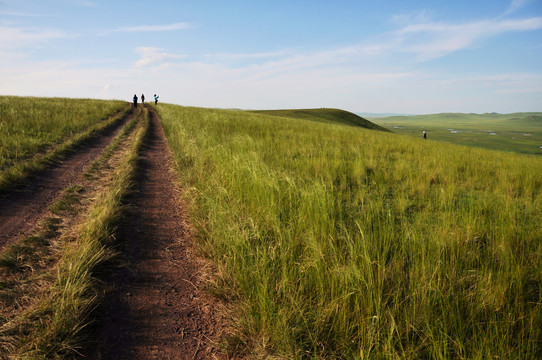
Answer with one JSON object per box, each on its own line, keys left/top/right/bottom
{"left": 0, "top": 96, "right": 128, "bottom": 170}
{"left": 371, "top": 112, "right": 542, "bottom": 155}
{"left": 251, "top": 108, "right": 390, "bottom": 132}
{"left": 0, "top": 96, "right": 131, "bottom": 192}
{"left": 158, "top": 104, "right": 542, "bottom": 359}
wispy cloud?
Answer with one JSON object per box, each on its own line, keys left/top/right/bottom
{"left": 1, "top": 48, "right": 539, "bottom": 113}
{"left": 70, "top": 0, "right": 98, "bottom": 7}
{"left": 0, "top": 26, "right": 65, "bottom": 49}
{"left": 390, "top": 10, "right": 434, "bottom": 25}
{"left": 134, "top": 47, "right": 187, "bottom": 67}
{"left": 112, "top": 22, "right": 192, "bottom": 33}
{"left": 206, "top": 50, "right": 293, "bottom": 61}
{"left": 503, "top": 0, "right": 533, "bottom": 16}
{"left": 373, "top": 16, "right": 542, "bottom": 61}
{"left": 0, "top": 11, "right": 46, "bottom": 17}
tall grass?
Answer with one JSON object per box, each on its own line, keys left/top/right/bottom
{"left": 158, "top": 105, "right": 542, "bottom": 359}
{"left": 0, "top": 96, "right": 127, "bottom": 171}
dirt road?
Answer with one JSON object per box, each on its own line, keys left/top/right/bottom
{"left": 96, "top": 107, "right": 225, "bottom": 359}
{"left": 0, "top": 112, "right": 132, "bottom": 250}
{"left": 0, "top": 106, "right": 226, "bottom": 359}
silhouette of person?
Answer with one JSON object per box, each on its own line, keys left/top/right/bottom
{"left": 423, "top": 131, "right": 427, "bottom": 139}
{"left": 154, "top": 94, "right": 159, "bottom": 105}
{"left": 133, "top": 94, "right": 138, "bottom": 108}
{"left": 141, "top": 94, "right": 145, "bottom": 104}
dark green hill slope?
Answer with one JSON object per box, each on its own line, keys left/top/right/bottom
{"left": 250, "top": 108, "right": 390, "bottom": 132}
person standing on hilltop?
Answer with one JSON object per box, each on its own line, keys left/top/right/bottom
{"left": 141, "top": 94, "right": 145, "bottom": 104}
{"left": 154, "top": 94, "right": 159, "bottom": 105}
{"left": 133, "top": 94, "right": 138, "bottom": 108}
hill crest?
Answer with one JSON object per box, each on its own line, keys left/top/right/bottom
{"left": 250, "top": 108, "right": 390, "bottom": 132}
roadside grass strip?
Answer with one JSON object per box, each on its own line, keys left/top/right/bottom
{"left": 0, "top": 107, "right": 148, "bottom": 358}
{"left": 0, "top": 101, "right": 131, "bottom": 193}
{"left": 84, "top": 112, "right": 140, "bottom": 178}
{"left": 157, "top": 105, "right": 542, "bottom": 359}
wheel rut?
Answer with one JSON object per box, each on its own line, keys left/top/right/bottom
{"left": 0, "top": 110, "right": 134, "bottom": 250}
{"left": 97, "top": 106, "right": 225, "bottom": 360}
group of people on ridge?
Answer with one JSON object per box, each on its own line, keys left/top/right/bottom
{"left": 133, "top": 93, "right": 159, "bottom": 108}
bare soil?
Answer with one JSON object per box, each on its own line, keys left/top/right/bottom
{"left": 0, "top": 111, "right": 133, "bottom": 250}
{"left": 96, "top": 107, "right": 226, "bottom": 360}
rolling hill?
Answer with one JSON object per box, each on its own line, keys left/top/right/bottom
{"left": 250, "top": 108, "right": 391, "bottom": 132}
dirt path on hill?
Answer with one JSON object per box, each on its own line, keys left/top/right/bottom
{"left": 0, "top": 110, "right": 133, "bottom": 251}
{"left": 96, "top": 106, "right": 225, "bottom": 360}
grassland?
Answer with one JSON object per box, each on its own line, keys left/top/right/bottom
{"left": 158, "top": 105, "right": 542, "bottom": 359}
{"left": 0, "top": 96, "right": 129, "bottom": 191}
{"left": 1, "top": 97, "right": 540, "bottom": 359}
{"left": 371, "top": 112, "right": 542, "bottom": 156}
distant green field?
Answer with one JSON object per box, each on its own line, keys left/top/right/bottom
{"left": 159, "top": 105, "right": 542, "bottom": 359}
{"left": 371, "top": 113, "right": 542, "bottom": 155}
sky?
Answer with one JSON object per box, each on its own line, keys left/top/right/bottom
{"left": 1, "top": 0, "right": 541, "bottom": 114}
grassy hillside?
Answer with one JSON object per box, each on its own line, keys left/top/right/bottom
{"left": 372, "top": 112, "right": 542, "bottom": 155}
{"left": 158, "top": 104, "right": 542, "bottom": 359}
{"left": 251, "top": 108, "right": 390, "bottom": 132}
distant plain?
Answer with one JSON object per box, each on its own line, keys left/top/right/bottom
{"left": 371, "top": 113, "right": 542, "bottom": 155}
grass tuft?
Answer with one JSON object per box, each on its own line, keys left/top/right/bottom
{"left": 50, "top": 185, "right": 85, "bottom": 215}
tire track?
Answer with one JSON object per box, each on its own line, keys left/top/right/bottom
{"left": 0, "top": 109, "right": 134, "bottom": 250}
{"left": 97, "top": 106, "right": 225, "bottom": 360}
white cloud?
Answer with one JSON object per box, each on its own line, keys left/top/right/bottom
{"left": 496, "top": 87, "right": 542, "bottom": 94}
{"left": 0, "top": 2, "right": 540, "bottom": 114}
{"left": 503, "top": 0, "right": 533, "bottom": 16}
{"left": 0, "top": 26, "right": 65, "bottom": 49}
{"left": 0, "top": 49, "right": 540, "bottom": 113}
{"left": 391, "top": 10, "right": 434, "bottom": 25}
{"left": 67, "top": 0, "right": 98, "bottom": 7}
{"left": 377, "top": 16, "right": 542, "bottom": 60}
{"left": 134, "top": 47, "right": 187, "bottom": 67}
{"left": 206, "top": 50, "right": 293, "bottom": 61}
{"left": 112, "top": 22, "right": 192, "bottom": 33}
{"left": 0, "top": 11, "right": 45, "bottom": 17}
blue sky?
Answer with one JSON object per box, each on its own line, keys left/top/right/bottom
{"left": 1, "top": 0, "right": 541, "bottom": 114}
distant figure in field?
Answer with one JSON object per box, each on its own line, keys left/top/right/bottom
{"left": 141, "top": 94, "right": 145, "bottom": 104}
{"left": 154, "top": 94, "right": 159, "bottom": 105}
{"left": 423, "top": 131, "right": 427, "bottom": 140}
{"left": 133, "top": 94, "right": 138, "bottom": 108}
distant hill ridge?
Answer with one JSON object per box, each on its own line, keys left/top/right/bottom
{"left": 250, "top": 108, "right": 390, "bottom": 132}
{"left": 376, "top": 112, "right": 542, "bottom": 122}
